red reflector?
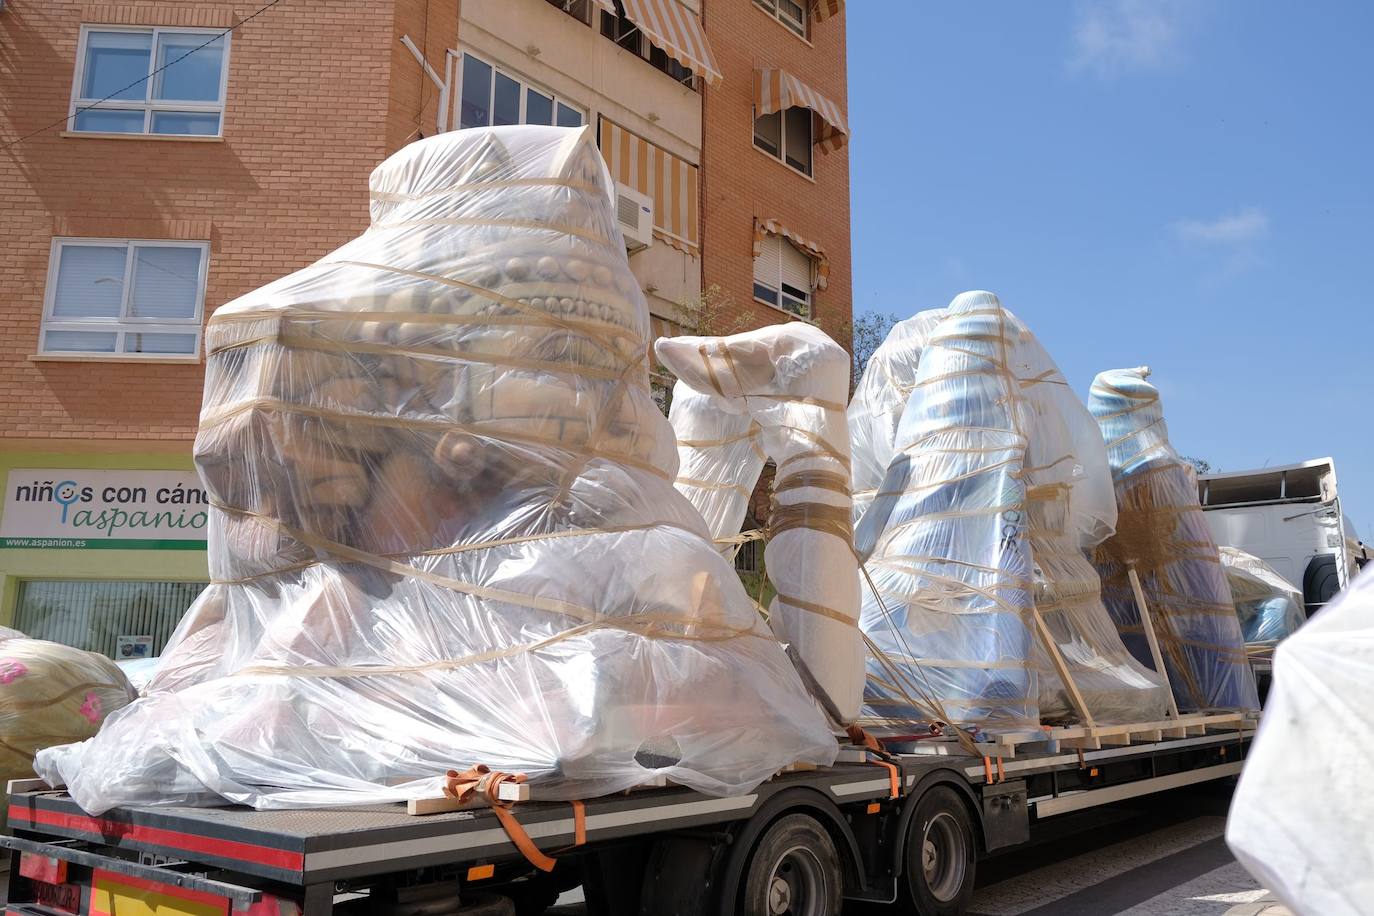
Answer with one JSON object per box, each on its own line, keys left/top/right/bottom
{"left": 19, "top": 853, "right": 68, "bottom": 884}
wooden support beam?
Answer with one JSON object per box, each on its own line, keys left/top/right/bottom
{"left": 1030, "top": 605, "right": 1096, "bottom": 728}
{"left": 1129, "top": 565, "right": 1181, "bottom": 720}
{"left": 1058, "top": 736, "right": 1102, "bottom": 751}
{"left": 408, "top": 781, "right": 529, "bottom": 816}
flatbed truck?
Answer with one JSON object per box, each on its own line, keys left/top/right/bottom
{"left": 2, "top": 721, "right": 1253, "bottom": 916}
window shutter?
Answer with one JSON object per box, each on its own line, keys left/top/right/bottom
{"left": 779, "top": 240, "right": 812, "bottom": 291}
{"left": 129, "top": 246, "right": 202, "bottom": 319}
{"left": 52, "top": 246, "right": 127, "bottom": 319}
{"left": 753, "top": 233, "right": 782, "bottom": 286}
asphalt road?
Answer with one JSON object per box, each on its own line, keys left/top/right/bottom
{"left": 551, "top": 781, "right": 1262, "bottom": 916}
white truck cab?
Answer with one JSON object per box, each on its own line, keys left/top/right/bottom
{"left": 1198, "top": 457, "right": 1366, "bottom": 616}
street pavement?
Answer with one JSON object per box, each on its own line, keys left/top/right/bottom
{"left": 553, "top": 782, "right": 1275, "bottom": 915}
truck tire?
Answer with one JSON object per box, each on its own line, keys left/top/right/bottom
{"left": 901, "top": 786, "right": 977, "bottom": 916}
{"left": 1303, "top": 555, "right": 1341, "bottom": 613}
{"left": 738, "top": 813, "right": 843, "bottom": 916}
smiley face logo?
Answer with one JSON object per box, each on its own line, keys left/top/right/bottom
{"left": 53, "top": 480, "right": 80, "bottom": 523}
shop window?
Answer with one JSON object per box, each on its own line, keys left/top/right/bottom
{"left": 458, "top": 52, "right": 585, "bottom": 130}
{"left": 14, "top": 579, "right": 208, "bottom": 659}
{"left": 753, "top": 105, "right": 813, "bottom": 176}
{"left": 753, "top": 0, "right": 808, "bottom": 39}
{"left": 40, "top": 239, "right": 209, "bottom": 359}
{"left": 545, "top": 0, "right": 592, "bottom": 24}
{"left": 70, "top": 26, "right": 230, "bottom": 137}
{"left": 753, "top": 233, "right": 814, "bottom": 318}
{"left": 599, "top": 6, "right": 696, "bottom": 87}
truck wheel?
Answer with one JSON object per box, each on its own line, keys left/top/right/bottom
{"left": 739, "top": 813, "right": 843, "bottom": 916}
{"left": 902, "top": 786, "right": 977, "bottom": 916}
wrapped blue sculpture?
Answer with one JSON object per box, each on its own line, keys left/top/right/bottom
{"left": 1089, "top": 368, "right": 1259, "bottom": 712}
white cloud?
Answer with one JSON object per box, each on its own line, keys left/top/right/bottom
{"left": 1175, "top": 207, "right": 1270, "bottom": 244}
{"left": 1070, "top": 0, "right": 1186, "bottom": 77}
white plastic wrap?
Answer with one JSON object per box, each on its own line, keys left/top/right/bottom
{"left": 1219, "top": 547, "right": 1306, "bottom": 646}
{"left": 665, "top": 385, "right": 764, "bottom": 542}
{"left": 1089, "top": 367, "right": 1260, "bottom": 712}
{"left": 1227, "top": 568, "right": 1372, "bottom": 916}
{"left": 35, "top": 125, "right": 837, "bottom": 813}
{"left": 854, "top": 292, "right": 1168, "bottom": 737}
{"left": 0, "top": 630, "right": 135, "bottom": 788}
{"left": 657, "top": 323, "right": 863, "bottom": 723}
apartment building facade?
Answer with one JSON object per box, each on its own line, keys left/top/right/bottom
{"left": 0, "top": 0, "right": 850, "bottom": 658}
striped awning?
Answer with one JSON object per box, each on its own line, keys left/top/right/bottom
{"left": 753, "top": 218, "right": 830, "bottom": 290}
{"left": 754, "top": 68, "right": 849, "bottom": 154}
{"left": 811, "top": 0, "right": 843, "bottom": 22}
{"left": 598, "top": 116, "right": 700, "bottom": 253}
{"left": 618, "top": 0, "right": 722, "bottom": 86}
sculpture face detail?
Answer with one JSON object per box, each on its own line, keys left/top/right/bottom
{"left": 1089, "top": 367, "right": 1259, "bottom": 712}
{"left": 36, "top": 126, "right": 837, "bottom": 813}
{"left": 852, "top": 293, "right": 1169, "bottom": 738}
{"left": 657, "top": 323, "right": 864, "bottom": 723}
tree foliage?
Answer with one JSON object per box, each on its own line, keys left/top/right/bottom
{"left": 844, "top": 311, "right": 901, "bottom": 395}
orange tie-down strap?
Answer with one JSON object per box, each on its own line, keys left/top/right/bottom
{"left": 845, "top": 726, "right": 901, "bottom": 799}
{"left": 443, "top": 766, "right": 586, "bottom": 873}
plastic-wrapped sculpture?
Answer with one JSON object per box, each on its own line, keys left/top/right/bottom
{"left": 1227, "top": 567, "right": 1372, "bottom": 916}
{"left": 1089, "top": 367, "right": 1260, "bottom": 712}
{"left": 1219, "top": 547, "right": 1305, "bottom": 645}
{"left": 657, "top": 323, "right": 863, "bottom": 723}
{"left": 665, "top": 385, "right": 764, "bottom": 543}
{"left": 0, "top": 628, "right": 134, "bottom": 788}
{"left": 853, "top": 293, "right": 1168, "bottom": 738}
{"left": 35, "top": 125, "right": 838, "bottom": 813}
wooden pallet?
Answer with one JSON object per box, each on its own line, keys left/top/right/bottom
{"left": 974, "top": 709, "right": 1257, "bottom": 758}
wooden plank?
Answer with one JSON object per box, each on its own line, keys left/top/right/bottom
{"left": 1058, "top": 736, "right": 1102, "bottom": 751}
{"left": 1134, "top": 729, "right": 1164, "bottom": 742}
{"left": 1129, "top": 566, "right": 1181, "bottom": 720}
{"left": 1098, "top": 734, "right": 1135, "bottom": 747}
{"left": 1030, "top": 605, "right": 1096, "bottom": 728}
{"left": 407, "top": 781, "right": 529, "bottom": 816}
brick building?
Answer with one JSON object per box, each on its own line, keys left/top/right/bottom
{"left": 0, "top": 0, "right": 850, "bottom": 657}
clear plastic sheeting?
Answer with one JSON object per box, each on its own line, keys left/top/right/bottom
{"left": 1219, "top": 547, "right": 1306, "bottom": 645}
{"left": 855, "top": 293, "right": 1168, "bottom": 738}
{"left": 35, "top": 125, "right": 838, "bottom": 814}
{"left": 846, "top": 309, "right": 946, "bottom": 525}
{"left": 0, "top": 629, "right": 135, "bottom": 788}
{"left": 657, "top": 323, "right": 863, "bottom": 724}
{"left": 1089, "top": 368, "right": 1260, "bottom": 712}
{"left": 665, "top": 385, "right": 764, "bottom": 543}
{"left": 1227, "top": 568, "right": 1373, "bottom": 916}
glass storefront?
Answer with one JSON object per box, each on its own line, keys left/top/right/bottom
{"left": 14, "top": 579, "right": 207, "bottom": 659}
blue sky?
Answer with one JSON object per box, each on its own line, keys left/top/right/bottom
{"left": 846, "top": 1, "right": 1374, "bottom": 540}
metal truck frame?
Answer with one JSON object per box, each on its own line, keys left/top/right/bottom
{"left": 3, "top": 720, "right": 1252, "bottom": 916}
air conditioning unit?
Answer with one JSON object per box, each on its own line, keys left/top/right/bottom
{"left": 614, "top": 183, "right": 654, "bottom": 252}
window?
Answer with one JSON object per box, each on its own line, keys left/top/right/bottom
{"left": 754, "top": 106, "right": 813, "bottom": 176}
{"left": 15, "top": 579, "right": 208, "bottom": 659}
{"left": 545, "top": 0, "right": 592, "bottom": 24}
{"left": 753, "top": 234, "right": 814, "bottom": 317}
{"left": 40, "top": 239, "right": 209, "bottom": 359}
{"left": 754, "top": 0, "right": 808, "bottom": 38}
{"left": 600, "top": 6, "right": 696, "bottom": 87}
{"left": 458, "top": 53, "right": 585, "bottom": 131}
{"left": 69, "top": 26, "right": 229, "bottom": 137}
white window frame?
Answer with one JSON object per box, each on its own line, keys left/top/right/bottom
{"left": 69, "top": 24, "right": 231, "bottom": 138}
{"left": 753, "top": 234, "right": 815, "bottom": 319}
{"left": 455, "top": 51, "right": 587, "bottom": 130}
{"left": 752, "top": 105, "right": 815, "bottom": 179}
{"left": 752, "top": 0, "right": 809, "bottom": 40}
{"left": 40, "top": 238, "right": 210, "bottom": 361}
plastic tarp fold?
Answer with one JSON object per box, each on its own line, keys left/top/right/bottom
{"left": 852, "top": 293, "right": 1168, "bottom": 738}
{"left": 1219, "top": 547, "right": 1306, "bottom": 646}
{"left": 35, "top": 125, "right": 837, "bottom": 813}
{"left": 1227, "top": 568, "right": 1373, "bottom": 916}
{"left": 657, "top": 323, "right": 863, "bottom": 724}
{"left": 1089, "top": 368, "right": 1259, "bottom": 712}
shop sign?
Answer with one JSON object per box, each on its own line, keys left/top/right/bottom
{"left": 0, "top": 469, "right": 209, "bottom": 550}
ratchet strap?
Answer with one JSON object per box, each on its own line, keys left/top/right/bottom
{"left": 847, "top": 725, "right": 901, "bottom": 799}
{"left": 444, "top": 766, "right": 556, "bottom": 872}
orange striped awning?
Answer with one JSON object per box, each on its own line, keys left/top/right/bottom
{"left": 753, "top": 218, "right": 830, "bottom": 290}
{"left": 619, "top": 0, "right": 722, "bottom": 86}
{"left": 811, "top": 0, "right": 843, "bottom": 22}
{"left": 598, "top": 117, "right": 700, "bottom": 253}
{"left": 754, "top": 68, "right": 849, "bottom": 154}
